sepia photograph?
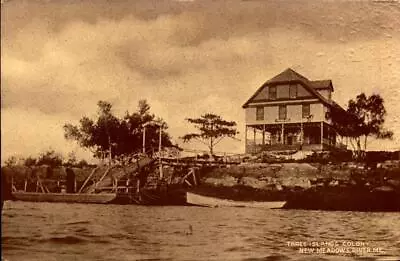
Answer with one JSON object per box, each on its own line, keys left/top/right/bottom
{"left": 1, "top": 0, "right": 400, "bottom": 260}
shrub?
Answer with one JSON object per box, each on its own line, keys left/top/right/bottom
{"left": 36, "top": 150, "right": 63, "bottom": 167}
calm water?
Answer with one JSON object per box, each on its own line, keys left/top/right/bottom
{"left": 2, "top": 201, "right": 400, "bottom": 261}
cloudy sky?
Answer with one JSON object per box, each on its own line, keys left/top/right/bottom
{"left": 2, "top": 0, "right": 400, "bottom": 162}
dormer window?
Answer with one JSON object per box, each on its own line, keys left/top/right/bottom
{"left": 289, "top": 84, "right": 297, "bottom": 99}
{"left": 269, "top": 86, "right": 277, "bottom": 100}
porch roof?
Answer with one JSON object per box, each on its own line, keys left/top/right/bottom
{"left": 247, "top": 122, "right": 324, "bottom": 130}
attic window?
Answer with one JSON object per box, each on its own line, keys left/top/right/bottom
{"left": 269, "top": 86, "right": 277, "bottom": 100}
{"left": 289, "top": 84, "right": 297, "bottom": 99}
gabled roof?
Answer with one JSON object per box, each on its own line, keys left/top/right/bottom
{"left": 265, "top": 68, "right": 310, "bottom": 84}
{"left": 242, "top": 68, "right": 337, "bottom": 109}
{"left": 311, "top": 80, "right": 334, "bottom": 91}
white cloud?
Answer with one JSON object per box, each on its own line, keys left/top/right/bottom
{"left": 2, "top": 0, "right": 400, "bottom": 162}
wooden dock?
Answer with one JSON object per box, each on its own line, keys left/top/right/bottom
{"left": 8, "top": 151, "right": 246, "bottom": 205}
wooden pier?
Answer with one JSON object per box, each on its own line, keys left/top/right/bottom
{"left": 9, "top": 150, "right": 244, "bottom": 205}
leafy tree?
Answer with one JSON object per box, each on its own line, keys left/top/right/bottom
{"left": 123, "top": 100, "right": 172, "bottom": 154}
{"left": 181, "top": 113, "right": 238, "bottom": 155}
{"left": 24, "top": 156, "right": 37, "bottom": 167}
{"left": 63, "top": 152, "right": 78, "bottom": 167}
{"left": 75, "top": 159, "right": 90, "bottom": 168}
{"left": 64, "top": 100, "right": 173, "bottom": 160}
{"left": 36, "top": 149, "right": 63, "bottom": 167}
{"left": 4, "top": 156, "right": 18, "bottom": 167}
{"left": 330, "top": 93, "right": 393, "bottom": 158}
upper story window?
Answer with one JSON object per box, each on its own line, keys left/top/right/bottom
{"left": 256, "top": 106, "right": 264, "bottom": 120}
{"left": 289, "top": 84, "right": 297, "bottom": 99}
{"left": 278, "top": 105, "right": 287, "bottom": 120}
{"left": 302, "top": 104, "right": 310, "bottom": 118}
{"left": 269, "top": 86, "right": 277, "bottom": 100}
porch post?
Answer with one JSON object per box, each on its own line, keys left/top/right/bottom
{"left": 300, "top": 122, "right": 303, "bottom": 145}
{"left": 320, "top": 122, "right": 324, "bottom": 147}
{"left": 253, "top": 127, "right": 257, "bottom": 154}
{"left": 281, "top": 123, "right": 284, "bottom": 144}
{"left": 142, "top": 126, "right": 146, "bottom": 153}
{"left": 262, "top": 124, "right": 265, "bottom": 145}
{"left": 245, "top": 125, "right": 248, "bottom": 153}
{"left": 253, "top": 127, "right": 256, "bottom": 145}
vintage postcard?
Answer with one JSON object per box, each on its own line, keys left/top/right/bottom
{"left": 2, "top": 0, "right": 400, "bottom": 260}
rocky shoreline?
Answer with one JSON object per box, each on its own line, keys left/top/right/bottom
{"left": 194, "top": 161, "right": 400, "bottom": 211}
{"left": 2, "top": 161, "right": 400, "bottom": 211}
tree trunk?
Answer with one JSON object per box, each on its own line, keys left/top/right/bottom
{"left": 210, "top": 137, "right": 214, "bottom": 155}
{"left": 349, "top": 138, "right": 357, "bottom": 159}
{"left": 357, "top": 137, "right": 362, "bottom": 159}
{"left": 364, "top": 135, "right": 368, "bottom": 153}
{"left": 108, "top": 135, "right": 112, "bottom": 165}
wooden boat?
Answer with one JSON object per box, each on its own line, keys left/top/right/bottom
{"left": 12, "top": 192, "right": 117, "bottom": 204}
{"left": 186, "top": 192, "right": 286, "bottom": 209}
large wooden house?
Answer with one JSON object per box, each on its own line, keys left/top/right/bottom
{"left": 243, "top": 68, "right": 348, "bottom": 154}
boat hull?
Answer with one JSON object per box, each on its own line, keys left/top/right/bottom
{"left": 186, "top": 192, "right": 286, "bottom": 208}
{"left": 12, "top": 192, "right": 117, "bottom": 204}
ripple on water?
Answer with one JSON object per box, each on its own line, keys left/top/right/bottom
{"left": 2, "top": 235, "right": 40, "bottom": 247}
{"left": 2, "top": 202, "right": 400, "bottom": 261}
{"left": 39, "top": 235, "right": 88, "bottom": 244}
{"left": 241, "top": 254, "right": 291, "bottom": 261}
{"left": 63, "top": 220, "right": 91, "bottom": 225}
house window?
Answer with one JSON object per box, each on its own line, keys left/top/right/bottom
{"left": 289, "top": 84, "right": 297, "bottom": 99}
{"left": 256, "top": 107, "right": 264, "bottom": 120}
{"left": 302, "top": 104, "right": 310, "bottom": 118}
{"left": 269, "top": 86, "right": 277, "bottom": 100}
{"left": 279, "top": 105, "right": 287, "bottom": 120}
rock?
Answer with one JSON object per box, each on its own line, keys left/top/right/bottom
{"left": 238, "top": 163, "right": 270, "bottom": 168}
{"left": 280, "top": 177, "right": 311, "bottom": 189}
{"left": 258, "top": 176, "right": 271, "bottom": 182}
{"left": 290, "top": 150, "right": 314, "bottom": 160}
{"left": 328, "top": 180, "right": 339, "bottom": 187}
{"left": 238, "top": 177, "right": 268, "bottom": 189}
{"left": 203, "top": 176, "right": 237, "bottom": 187}
{"left": 270, "top": 163, "right": 283, "bottom": 169}
{"left": 275, "top": 184, "right": 283, "bottom": 191}
{"left": 387, "top": 179, "right": 400, "bottom": 187}
{"left": 381, "top": 160, "right": 400, "bottom": 169}
{"left": 372, "top": 186, "right": 394, "bottom": 192}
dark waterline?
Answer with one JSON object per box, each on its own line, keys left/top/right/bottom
{"left": 2, "top": 201, "right": 400, "bottom": 261}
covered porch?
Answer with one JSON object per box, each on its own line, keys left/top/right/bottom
{"left": 245, "top": 122, "right": 344, "bottom": 154}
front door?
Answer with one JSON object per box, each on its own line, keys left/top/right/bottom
{"left": 287, "top": 136, "right": 293, "bottom": 145}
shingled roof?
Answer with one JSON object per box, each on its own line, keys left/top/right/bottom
{"left": 266, "top": 68, "right": 333, "bottom": 90}
{"left": 310, "top": 80, "right": 333, "bottom": 91}
{"left": 265, "top": 68, "right": 310, "bottom": 84}
{"left": 243, "top": 68, "right": 337, "bottom": 108}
